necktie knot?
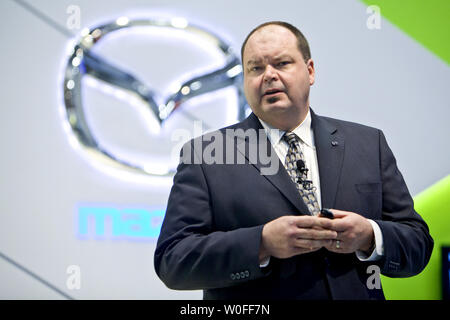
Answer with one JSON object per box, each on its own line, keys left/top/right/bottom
{"left": 283, "top": 132, "right": 299, "bottom": 146}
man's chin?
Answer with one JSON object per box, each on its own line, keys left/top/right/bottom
{"left": 261, "top": 102, "right": 292, "bottom": 113}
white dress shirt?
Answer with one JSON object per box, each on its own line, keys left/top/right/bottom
{"left": 257, "top": 109, "right": 384, "bottom": 266}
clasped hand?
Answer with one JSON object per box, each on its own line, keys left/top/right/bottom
{"left": 259, "top": 209, "right": 374, "bottom": 262}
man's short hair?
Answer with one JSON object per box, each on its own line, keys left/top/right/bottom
{"left": 240, "top": 21, "right": 311, "bottom": 64}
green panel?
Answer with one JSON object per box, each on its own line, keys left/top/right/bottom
{"left": 361, "top": 0, "right": 450, "bottom": 64}
{"left": 381, "top": 175, "right": 450, "bottom": 300}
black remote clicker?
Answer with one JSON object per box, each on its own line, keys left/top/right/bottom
{"left": 319, "top": 208, "right": 334, "bottom": 219}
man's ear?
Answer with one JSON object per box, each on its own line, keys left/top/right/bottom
{"left": 307, "top": 59, "right": 315, "bottom": 86}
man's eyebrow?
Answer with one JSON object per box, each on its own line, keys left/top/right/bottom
{"left": 246, "top": 59, "right": 261, "bottom": 66}
{"left": 246, "top": 55, "right": 292, "bottom": 66}
{"left": 273, "top": 54, "right": 292, "bottom": 61}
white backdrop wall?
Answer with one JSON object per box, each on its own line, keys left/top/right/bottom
{"left": 0, "top": 0, "right": 449, "bottom": 299}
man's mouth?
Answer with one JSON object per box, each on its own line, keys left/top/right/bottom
{"left": 263, "top": 88, "right": 284, "bottom": 97}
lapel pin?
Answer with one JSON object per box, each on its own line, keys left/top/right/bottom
{"left": 331, "top": 141, "right": 339, "bottom": 146}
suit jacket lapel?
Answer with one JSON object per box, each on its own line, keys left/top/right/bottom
{"left": 311, "top": 109, "right": 345, "bottom": 209}
{"left": 232, "top": 113, "right": 311, "bottom": 215}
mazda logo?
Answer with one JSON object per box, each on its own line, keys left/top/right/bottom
{"left": 62, "top": 16, "right": 247, "bottom": 177}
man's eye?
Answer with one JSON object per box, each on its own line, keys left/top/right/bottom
{"left": 278, "top": 61, "right": 289, "bottom": 67}
{"left": 251, "top": 66, "right": 261, "bottom": 72}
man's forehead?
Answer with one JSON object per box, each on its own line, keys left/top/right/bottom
{"left": 256, "top": 24, "right": 291, "bottom": 33}
{"left": 244, "top": 33, "right": 298, "bottom": 64}
{"left": 248, "top": 24, "right": 295, "bottom": 44}
{"left": 244, "top": 25, "right": 297, "bottom": 57}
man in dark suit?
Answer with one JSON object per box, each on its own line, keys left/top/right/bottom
{"left": 154, "top": 21, "right": 433, "bottom": 299}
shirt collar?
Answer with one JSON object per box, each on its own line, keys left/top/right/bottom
{"left": 258, "top": 109, "right": 313, "bottom": 148}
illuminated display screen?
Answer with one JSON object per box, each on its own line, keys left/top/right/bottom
{"left": 443, "top": 246, "right": 450, "bottom": 300}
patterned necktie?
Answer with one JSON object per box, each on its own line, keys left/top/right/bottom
{"left": 283, "top": 132, "right": 321, "bottom": 215}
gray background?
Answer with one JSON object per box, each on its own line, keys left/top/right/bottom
{"left": 0, "top": 0, "right": 448, "bottom": 299}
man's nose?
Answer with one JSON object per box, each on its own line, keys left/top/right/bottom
{"left": 263, "top": 65, "right": 279, "bottom": 82}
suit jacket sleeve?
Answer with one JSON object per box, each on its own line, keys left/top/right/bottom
{"left": 154, "top": 140, "right": 270, "bottom": 290}
{"left": 375, "top": 130, "right": 433, "bottom": 277}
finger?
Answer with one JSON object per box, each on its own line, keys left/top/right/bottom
{"left": 315, "top": 217, "right": 334, "bottom": 230}
{"left": 322, "top": 217, "right": 349, "bottom": 232}
{"left": 324, "top": 239, "right": 354, "bottom": 254}
{"left": 294, "top": 216, "right": 336, "bottom": 229}
{"left": 294, "top": 238, "right": 332, "bottom": 250}
{"left": 291, "top": 247, "right": 319, "bottom": 256}
{"left": 296, "top": 228, "right": 337, "bottom": 240}
{"left": 329, "top": 209, "right": 350, "bottom": 219}
{"left": 325, "top": 245, "right": 340, "bottom": 253}
{"left": 293, "top": 215, "right": 317, "bottom": 228}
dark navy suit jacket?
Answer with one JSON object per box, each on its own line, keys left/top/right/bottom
{"left": 154, "top": 109, "right": 433, "bottom": 299}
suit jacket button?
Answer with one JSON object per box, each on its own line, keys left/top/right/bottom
{"left": 235, "top": 273, "right": 241, "bottom": 280}
{"left": 230, "top": 273, "right": 235, "bottom": 280}
{"left": 244, "top": 270, "right": 249, "bottom": 277}
{"left": 240, "top": 272, "right": 245, "bottom": 278}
